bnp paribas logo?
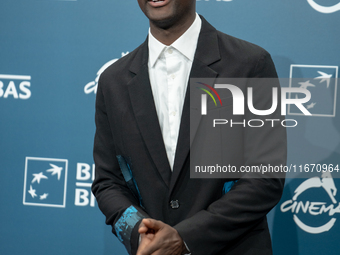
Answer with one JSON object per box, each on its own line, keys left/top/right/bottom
{"left": 289, "top": 65, "right": 338, "bottom": 117}
{"left": 23, "top": 157, "right": 68, "bottom": 208}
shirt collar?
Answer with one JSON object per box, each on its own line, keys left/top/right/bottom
{"left": 148, "top": 13, "right": 202, "bottom": 67}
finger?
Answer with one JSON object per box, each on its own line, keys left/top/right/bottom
{"left": 142, "top": 225, "right": 184, "bottom": 255}
{"left": 140, "top": 232, "right": 155, "bottom": 240}
{"left": 138, "top": 232, "right": 165, "bottom": 255}
{"left": 142, "top": 218, "right": 163, "bottom": 231}
{"left": 145, "top": 232, "right": 155, "bottom": 239}
{"left": 149, "top": 239, "right": 184, "bottom": 255}
{"left": 138, "top": 219, "right": 149, "bottom": 234}
{"left": 151, "top": 247, "right": 183, "bottom": 255}
{"left": 138, "top": 241, "right": 159, "bottom": 255}
{"left": 137, "top": 233, "right": 156, "bottom": 255}
{"left": 138, "top": 225, "right": 149, "bottom": 234}
{"left": 139, "top": 222, "right": 156, "bottom": 234}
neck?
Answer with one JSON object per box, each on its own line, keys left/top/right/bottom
{"left": 149, "top": 12, "right": 196, "bottom": 46}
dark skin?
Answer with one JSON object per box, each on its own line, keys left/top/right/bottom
{"left": 137, "top": 219, "right": 187, "bottom": 255}
{"left": 136, "top": 0, "right": 196, "bottom": 254}
{"left": 137, "top": 0, "right": 196, "bottom": 45}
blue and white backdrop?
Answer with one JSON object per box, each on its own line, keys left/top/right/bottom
{"left": 1, "top": 0, "right": 339, "bottom": 254}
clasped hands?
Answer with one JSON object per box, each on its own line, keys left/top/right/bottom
{"left": 136, "top": 218, "right": 188, "bottom": 255}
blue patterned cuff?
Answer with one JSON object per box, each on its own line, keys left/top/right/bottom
{"left": 114, "top": 205, "right": 145, "bottom": 254}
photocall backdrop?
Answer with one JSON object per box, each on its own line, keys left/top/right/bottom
{"left": 1, "top": 0, "right": 339, "bottom": 254}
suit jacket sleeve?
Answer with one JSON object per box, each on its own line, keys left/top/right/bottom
{"left": 91, "top": 76, "right": 149, "bottom": 255}
{"left": 174, "top": 51, "right": 287, "bottom": 255}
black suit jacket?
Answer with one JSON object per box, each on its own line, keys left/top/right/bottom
{"left": 92, "top": 16, "right": 287, "bottom": 255}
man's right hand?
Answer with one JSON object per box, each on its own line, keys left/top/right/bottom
{"left": 136, "top": 219, "right": 187, "bottom": 255}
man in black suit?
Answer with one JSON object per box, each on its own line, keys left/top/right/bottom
{"left": 92, "top": 0, "right": 287, "bottom": 255}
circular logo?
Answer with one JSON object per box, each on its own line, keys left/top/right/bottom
{"left": 281, "top": 171, "right": 339, "bottom": 234}
{"left": 307, "top": 0, "right": 340, "bottom": 14}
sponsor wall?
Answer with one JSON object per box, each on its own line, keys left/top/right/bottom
{"left": 0, "top": 1, "right": 339, "bottom": 254}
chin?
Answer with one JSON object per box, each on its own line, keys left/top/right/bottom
{"left": 150, "top": 17, "right": 177, "bottom": 29}
{"left": 148, "top": 11, "right": 179, "bottom": 29}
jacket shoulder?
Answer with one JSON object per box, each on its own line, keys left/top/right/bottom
{"left": 217, "top": 30, "right": 269, "bottom": 58}
{"left": 215, "top": 30, "right": 277, "bottom": 77}
{"left": 100, "top": 42, "right": 145, "bottom": 80}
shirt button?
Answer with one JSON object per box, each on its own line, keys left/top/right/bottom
{"left": 171, "top": 74, "right": 175, "bottom": 79}
{"left": 170, "top": 200, "right": 180, "bottom": 209}
{"left": 168, "top": 48, "right": 173, "bottom": 54}
{"left": 171, "top": 111, "right": 176, "bottom": 116}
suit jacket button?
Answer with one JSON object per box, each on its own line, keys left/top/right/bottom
{"left": 170, "top": 200, "right": 180, "bottom": 209}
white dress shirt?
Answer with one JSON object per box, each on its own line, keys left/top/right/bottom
{"left": 148, "top": 13, "right": 202, "bottom": 170}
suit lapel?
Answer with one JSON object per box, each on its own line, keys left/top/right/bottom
{"left": 127, "top": 41, "right": 172, "bottom": 187}
{"left": 126, "top": 17, "right": 222, "bottom": 192}
{"left": 170, "top": 17, "right": 221, "bottom": 193}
